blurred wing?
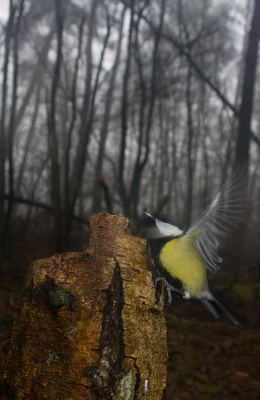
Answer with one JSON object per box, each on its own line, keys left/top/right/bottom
{"left": 188, "top": 170, "right": 248, "bottom": 273}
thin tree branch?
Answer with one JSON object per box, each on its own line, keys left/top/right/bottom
{"left": 0, "top": 193, "right": 87, "bottom": 224}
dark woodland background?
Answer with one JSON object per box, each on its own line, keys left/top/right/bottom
{"left": 1, "top": 0, "right": 260, "bottom": 398}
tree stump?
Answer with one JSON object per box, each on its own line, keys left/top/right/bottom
{"left": 4, "top": 213, "right": 168, "bottom": 399}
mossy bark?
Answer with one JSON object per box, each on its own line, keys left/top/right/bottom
{"left": 4, "top": 213, "right": 168, "bottom": 399}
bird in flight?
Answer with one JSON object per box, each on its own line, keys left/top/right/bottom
{"left": 143, "top": 172, "right": 247, "bottom": 327}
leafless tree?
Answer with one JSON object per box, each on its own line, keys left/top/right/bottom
{"left": 1, "top": 0, "right": 25, "bottom": 246}
{"left": 47, "top": 0, "right": 64, "bottom": 251}
{"left": 0, "top": 0, "right": 259, "bottom": 254}
{"left": 92, "top": 5, "right": 126, "bottom": 213}
{"left": 235, "top": 0, "right": 260, "bottom": 172}
{"left": 0, "top": 0, "right": 16, "bottom": 245}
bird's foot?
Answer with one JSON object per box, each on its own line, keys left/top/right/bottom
{"left": 154, "top": 277, "right": 185, "bottom": 305}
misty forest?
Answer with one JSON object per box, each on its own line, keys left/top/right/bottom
{"left": 1, "top": 0, "right": 260, "bottom": 399}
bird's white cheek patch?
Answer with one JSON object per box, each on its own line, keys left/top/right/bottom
{"left": 155, "top": 220, "right": 183, "bottom": 237}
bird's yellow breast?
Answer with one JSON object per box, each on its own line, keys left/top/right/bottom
{"left": 159, "top": 235, "right": 206, "bottom": 297}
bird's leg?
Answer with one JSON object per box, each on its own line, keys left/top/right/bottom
{"left": 154, "top": 277, "right": 185, "bottom": 305}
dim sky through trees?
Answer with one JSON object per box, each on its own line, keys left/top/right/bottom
{"left": 0, "top": 0, "right": 259, "bottom": 254}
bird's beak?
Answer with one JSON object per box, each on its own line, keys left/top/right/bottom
{"left": 144, "top": 212, "right": 154, "bottom": 219}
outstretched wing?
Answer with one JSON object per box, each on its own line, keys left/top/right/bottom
{"left": 188, "top": 170, "right": 248, "bottom": 273}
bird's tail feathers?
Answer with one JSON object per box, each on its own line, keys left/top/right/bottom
{"left": 201, "top": 296, "right": 242, "bottom": 327}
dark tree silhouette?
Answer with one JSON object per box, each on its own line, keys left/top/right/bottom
{"left": 235, "top": 0, "right": 260, "bottom": 171}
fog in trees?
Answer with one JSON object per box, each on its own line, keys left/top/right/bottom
{"left": 0, "top": 0, "right": 260, "bottom": 264}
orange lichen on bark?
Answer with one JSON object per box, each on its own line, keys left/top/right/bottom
{"left": 4, "top": 213, "right": 168, "bottom": 400}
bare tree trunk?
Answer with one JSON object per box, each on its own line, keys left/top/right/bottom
{"left": 63, "top": 16, "right": 85, "bottom": 226}
{"left": 15, "top": 25, "right": 54, "bottom": 134}
{"left": 235, "top": 0, "right": 260, "bottom": 172}
{"left": 15, "top": 86, "right": 41, "bottom": 195}
{"left": 2, "top": 0, "right": 24, "bottom": 245}
{"left": 130, "top": 0, "right": 166, "bottom": 219}
{"left": 22, "top": 155, "right": 49, "bottom": 233}
{"left": 0, "top": 0, "right": 16, "bottom": 246}
{"left": 146, "top": 12, "right": 260, "bottom": 150}
{"left": 185, "top": 65, "right": 195, "bottom": 226}
{"left": 156, "top": 94, "right": 171, "bottom": 213}
{"left": 92, "top": 6, "right": 126, "bottom": 213}
{"left": 65, "top": 0, "right": 98, "bottom": 241}
{"left": 4, "top": 213, "right": 168, "bottom": 400}
{"left": 47, "top": 0, "right": 63, "bottom": 252}
{"left": 119, "top": 0, "right": 135, "bottom": 217}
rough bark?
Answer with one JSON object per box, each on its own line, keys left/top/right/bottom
{"left": 4, "top": 213, "right": 168, "bottom": 400}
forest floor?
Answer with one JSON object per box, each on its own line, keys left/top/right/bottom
{"left": 165, "top": 291, "right": 260, "bottom": 400}
{"left": 0, "top": 266, "right": 260, "bottom": 399}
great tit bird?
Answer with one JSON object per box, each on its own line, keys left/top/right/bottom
{"left": 143, "top": 174, "right": 247, "bottom": 327}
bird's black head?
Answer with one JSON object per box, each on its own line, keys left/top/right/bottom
{"left": 142, "top": 211, "right": 187, "bottom": 240}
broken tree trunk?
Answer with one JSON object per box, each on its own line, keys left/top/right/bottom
{"left": 4, "top": 213, "right": 168, "bottom": 399}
